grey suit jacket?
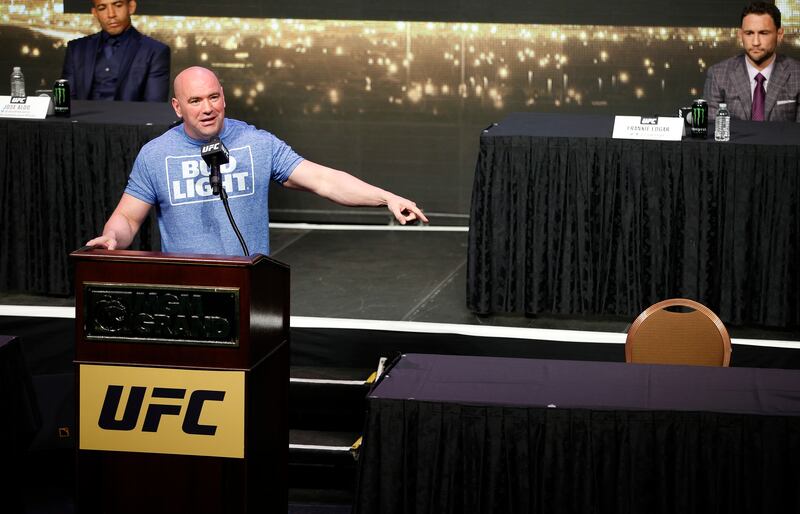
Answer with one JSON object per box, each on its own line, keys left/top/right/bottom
{"left": 702, "top": 54, "right": 800, "bottom": 122}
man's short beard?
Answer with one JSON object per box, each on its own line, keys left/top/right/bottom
{"left": 747, "top": 50, "right": 775, "bottom": 66}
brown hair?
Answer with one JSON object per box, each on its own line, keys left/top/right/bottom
{"left": 741, "top": 2, "right": 782, "bottom": 29}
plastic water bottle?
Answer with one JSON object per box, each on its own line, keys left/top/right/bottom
{"left": 10, "top": 66, "right": 25, "bottom": 97}
{"left": 714, "top": 102, "right": 730, "bottom": 142}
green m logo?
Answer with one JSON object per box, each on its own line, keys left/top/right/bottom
{"left": 693, "top": 106, "right": 705, "bottom": 126}
{"left": 54, "top": 86, "right": 66, "bottom": 105}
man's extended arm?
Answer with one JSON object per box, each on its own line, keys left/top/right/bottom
{"left": 142, "top": 43, "right": 171, "bottom": 102}
{"left": 86, "top": 193, "right": 152, "bottom": 249}
{"left": 283, "top": 160, "right": 428, "bottom": 225}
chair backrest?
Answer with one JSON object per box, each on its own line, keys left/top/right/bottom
{"left": 625, "top": 298, "right": 732, "bottom": 367}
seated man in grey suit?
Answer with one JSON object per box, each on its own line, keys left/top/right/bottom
{"left": 62, "top": 0, "right": 170, "bottom": 102}
{"left": 703, "top": 2, "right": 800, "bottom": 122}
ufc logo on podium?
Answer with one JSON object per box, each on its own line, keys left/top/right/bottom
{"left": 80, "top": 364, "right": 245, "bottom": 458}
{"left": 98, "top": 385, "right": 225, "bottom": 435}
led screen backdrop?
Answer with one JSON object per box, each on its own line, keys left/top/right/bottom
{"left": 64, "top": 0, "right": 737, "bottom": 26}
{"left": 2, "top": 1, "right": 799, "bottom": 221}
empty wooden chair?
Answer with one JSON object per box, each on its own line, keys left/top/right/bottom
{"left": 625, "top": 298, "right": 731, "bottom": 366}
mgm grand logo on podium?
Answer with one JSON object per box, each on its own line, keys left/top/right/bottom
{"left": 80, "top": 365, "right": 245, "bottom": 458}
{"left": 83, "top": 283, "right": 240, "bottom": 346}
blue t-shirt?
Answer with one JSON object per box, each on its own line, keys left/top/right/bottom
{"left": 125, "top": 118, "right": 303, "bottom": 255}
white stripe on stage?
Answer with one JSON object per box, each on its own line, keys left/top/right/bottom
{"left": 270, "top": 222, "right": 469, "bottom": 232}
{"left": 2, "top": 305, "right": 799, "bottom": 350}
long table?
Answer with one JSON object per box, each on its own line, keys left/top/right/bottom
{"left": 467, "top": 113, "right": 800, "bottom": 327}
{"left": 354, "top": 353, "right": 800, "bottom": 514}
{"left": 0, "top": 101, "right": 176, "bottom": 295}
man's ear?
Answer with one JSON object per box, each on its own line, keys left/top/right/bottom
{"left": 777, "top": 27, "right": 784, "bottom": 45}
{"left": 171, "top": 98, "right": 182, "bottom": 118}
{"left": 128, "top": 0, "right": 138, "bottom": 15}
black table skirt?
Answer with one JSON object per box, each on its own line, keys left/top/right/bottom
{"left": 354, "top": 354, "right": 800, "bottom": 514}
{"left": 356, "top": 400, "right": 800, "bottom": 514}
{"left": 467, "top": 113, "right": 800, "bottom": 327}
{"left": 0, "top": 101, "right": 174, "bottom": 295}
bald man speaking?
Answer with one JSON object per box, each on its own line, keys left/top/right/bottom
{"left": 87, "top": 66, "right": 427, "bottom": 255}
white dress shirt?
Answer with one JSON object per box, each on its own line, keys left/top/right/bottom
{"left": 745, "top": 56, "right": 776, "bottom": 98}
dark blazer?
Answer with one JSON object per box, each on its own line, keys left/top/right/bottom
{"left": 703, "top": 53, "right": 800, "bottom": 122}
{"left": 61, "top": 27, "right": 170, "bottom": 102}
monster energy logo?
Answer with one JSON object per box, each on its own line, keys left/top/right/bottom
{"left": 54, "top": 85, "right": 67, "bottom": 106}
{"left": 692, "top": 106, "right": 705, "bottom": 127}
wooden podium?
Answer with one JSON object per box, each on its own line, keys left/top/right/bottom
{"left": 71, "top": 247, "right": 289, "bottom": 514}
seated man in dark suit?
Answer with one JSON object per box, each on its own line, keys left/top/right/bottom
{"left": 703, "top": 2, "right": 800, "bottom": 122}
{"left": 62, "top": 0, "right": 170, "bottom": 102}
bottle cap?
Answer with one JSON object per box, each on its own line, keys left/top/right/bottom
{"left": 13, "top": 66, "right": 21, "bottom": 72}
{"left": 719, "top": 103, "right": 727, "bottom": 109}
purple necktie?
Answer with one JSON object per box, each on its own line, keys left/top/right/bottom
{"left": 751, "top": 73, "right": 766, "bottom": 121}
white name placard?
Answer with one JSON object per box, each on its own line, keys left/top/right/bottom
{"left": 0, "top": 95, "right": 51, "bottom": 120}
{"left": 612, "top": 116, "right": 684, "bottom": 141}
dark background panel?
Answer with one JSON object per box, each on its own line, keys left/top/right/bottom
{"left": 65, "top": 0, "right": 743, "bottom": 27}
{"left": 267, "top": 119, "right": 474, "bottom": 222}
